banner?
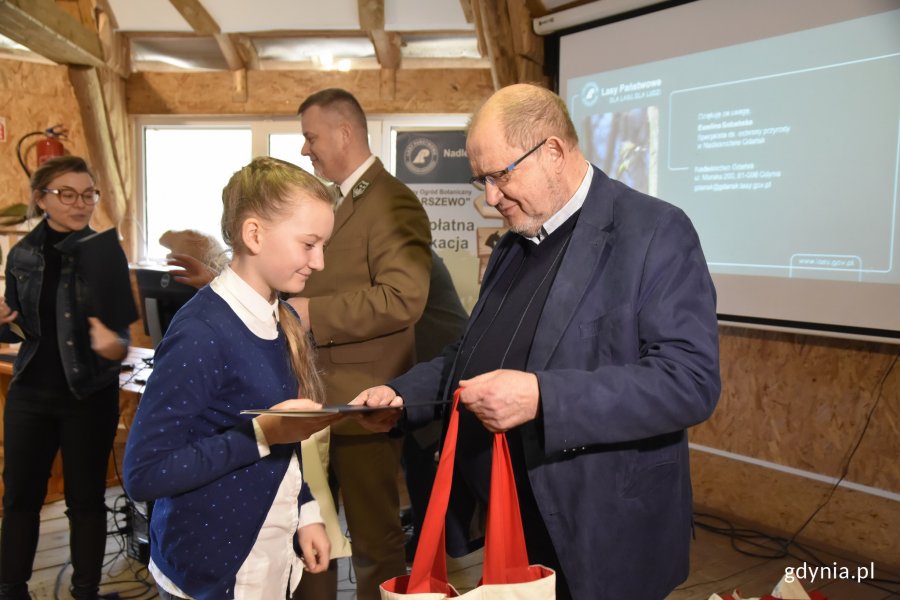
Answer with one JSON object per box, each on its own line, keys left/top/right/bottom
{"left": 395, "top": 130, "right": 506, "bottom": 311}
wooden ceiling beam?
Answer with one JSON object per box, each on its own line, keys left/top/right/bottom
{"left": 473, "top": 0, "right": 517, "bottom": 89}
{"left": 505, "top": 0, "right": 544, "bottom": 83}
{"left": 168, "top": 0, "right": 245, "bottom": 70}
{"left": 168, "top": 0, "right": 219, "bottom": 35}
{"left": 167, "top": 0, "right": 246, "bottom": 90}
{"left": 0, "top": 0, "right": 105, "bottom": 68}
{"left": 68, "top": 65, "right": 129, "bottom": 230}
{"left": 471, "top": 0, "right": 544, "bottom": 89}
{"left": 459, "top": 0, "right": 475, "bottom": 23}
{"left": 358, "top": 0, "right": 401, "bottom": 70}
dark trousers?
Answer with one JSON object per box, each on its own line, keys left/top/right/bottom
{"left": 0, "top": 382, "right": 119, "bottom": 598}
{"left": 400, "top": 421, "right": 441, "bottom": 556}
{"left": 294, "top": 433, "right": 406, "bottom": 600}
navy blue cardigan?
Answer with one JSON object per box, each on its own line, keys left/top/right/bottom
{"left": 123, "top": 288, "right": 315, "bottom": 600}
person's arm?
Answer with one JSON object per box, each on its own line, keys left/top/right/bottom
{"left": 305, "top": 187, "right": 432, "bottom": 345}
{"left": 87, "top": 317, "right": 128, "bottom": 361}
{"left": 0, "top": 250, "right": 25, "bottom": 343}
{"left": 122, "top": 318, "right": 336, "bottom": 501}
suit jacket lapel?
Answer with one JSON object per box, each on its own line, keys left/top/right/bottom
{"left": 330, "top": 158, "right": 385, "bottom": 236}
{"left": 528, "top": 166, "right": 613, "bottom": 371}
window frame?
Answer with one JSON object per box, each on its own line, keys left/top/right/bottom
{"left": 134, "top": 114, "right": 468, "bottom": 263}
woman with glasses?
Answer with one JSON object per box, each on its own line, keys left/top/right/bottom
{"left": 0, "top": 156, "right": 130, "bottom": 600}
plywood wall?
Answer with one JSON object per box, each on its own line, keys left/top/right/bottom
{"left": 691, "top": 326, "right": 900, "bottom": 570}
{"left": 0, "top": 60, "right": 88, "bottom": 211}
{"left": 0, "top": 59, "right": 115, "bottom": 231}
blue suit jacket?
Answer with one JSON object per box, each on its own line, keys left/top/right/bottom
{"left": 392, "top": 166, "right": 721, "bottom": 599}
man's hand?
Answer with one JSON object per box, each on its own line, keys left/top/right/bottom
{"left": 297, "top": 522, "right": 330, "bottom": 573}
{"left": 347, "top": 385, "right": 403, "bottom": 432}
{"left": 458, "top": 370, "right": 540, "bottom": 432}
{"left": 286, "top": 297, "right": 311, "bottom": 332}
{"left": 87, "top": 317, "right": 127, "bottom": 361}
{"left": 167, "top": 253, "right": 216, "bottom": 289}
{"left": 254, "top": 399, "right": 341, "bottom": 445}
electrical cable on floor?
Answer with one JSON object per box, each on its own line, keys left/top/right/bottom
{"left": 681, "top": 352, "right": 900, "bottom": 596}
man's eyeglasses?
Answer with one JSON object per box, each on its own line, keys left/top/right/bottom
{"left": 469, "top": 138, "right": 547, "bottom": 191}
{"left": 41, "top": 188, "right": 101, "bottom": 205}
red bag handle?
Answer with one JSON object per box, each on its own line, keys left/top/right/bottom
{"left": 407, "top": 389, "right": 540, "bottom": 592}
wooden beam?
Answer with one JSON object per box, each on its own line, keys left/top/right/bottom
{"left": 505, "top": 0, "right": 544, "bottom": 83}
{"left": 474, "top": 0, "right": 517, "bottom": 89}
{"left": 68, "top": 65, "right": 129, "bottom": 228}
{"left": 357, "top": 0, "right": 401, "bottom": 70}
{"left": 459, "top": 0, "right": 475, "bottom": 23}
{"left": 167, "top": 0, "right": 245, "bottom": 91}
{"left": 167, "top": 0, "right": 219, "bottom": 35}
{"left": 380, "top": 67, "right": 396, "bottom": 101}
{"left": 234, "top": 35, "right": 260, "bottom": 71}
{"left": 213, "top": 32, "right": 244, "bottom": 71}
{"left": 96, "top": 2, "right": 130, "bottom": 77}
{"left": 369, "top": 30, "right": 402, "bottom": 70}
{"left": 357, "top": 0, "right": 384, "bottom": 30}
{"left": 231, "top": 67, "right": 247, "bottom": 102}
{"left": 127, "top": 68, "right": 495, "bottom": 115}
{"left": 0, "top": 0, "right": 105, "bottom": 68}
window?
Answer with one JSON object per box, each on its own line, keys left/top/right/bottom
{"left": 142, "top": 126, "right": 251, "bottom": 259}
{"left": 136, "top": 115, "right": 464, "bottom": 263}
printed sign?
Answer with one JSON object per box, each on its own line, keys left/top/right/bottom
{"left": 396, "top": 130, "right": 507, "bottom": 311}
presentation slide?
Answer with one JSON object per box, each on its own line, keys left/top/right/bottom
{"left": 559, "top": 0, "right": 900, "bottom": 337}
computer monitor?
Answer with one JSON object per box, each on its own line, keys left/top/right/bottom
{"left": 134, "top": 267, "right": 198, "bottom": 347}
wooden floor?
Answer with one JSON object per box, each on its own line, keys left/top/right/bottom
{"left": 14, "top": 488, "right": 899, "bottom": 599}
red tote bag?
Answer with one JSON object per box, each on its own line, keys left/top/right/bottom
{"left": 380, "top": 390, "right": 556, "bottom": 599}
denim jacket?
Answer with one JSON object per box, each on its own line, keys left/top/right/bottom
{"left": 0, "top": 220, "right": 128, "bottom": 399}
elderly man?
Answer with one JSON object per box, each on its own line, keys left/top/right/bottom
{"left": 354, "top": 83, "right": 720, "bottom": 599}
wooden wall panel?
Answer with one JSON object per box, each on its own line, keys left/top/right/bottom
{"left": 690, "top": 326, "right": 899, "bottom": 569}
{"left": 691, "top": 450, "right": 899, "bottom": 571}
{"left": 126, "top": 68, "right": 495, "bottom": 115}
{"left": 0, "top": 60, "right": 88, "bottom": 212}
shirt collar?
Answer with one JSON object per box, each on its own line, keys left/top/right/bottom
{"left": 335, "top": 154, "right": 377, "bottom": 207}
{"left": 210, "top": 265, "right": 280, "bottom": 339}
{"left": 524, "top": 161, "right": 593, "bottom": 245}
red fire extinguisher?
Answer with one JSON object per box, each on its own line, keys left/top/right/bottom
{"left": 16, "top": 124, "right": 68, "bottom": 177}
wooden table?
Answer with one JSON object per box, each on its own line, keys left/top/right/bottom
{"left": 0, "top": 346, "right": 155, "bottom": 505}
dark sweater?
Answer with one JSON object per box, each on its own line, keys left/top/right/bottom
{"left": 122, "top": 287, "right": 315, "bottom": 600}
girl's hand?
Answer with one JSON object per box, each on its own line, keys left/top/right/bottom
{"left": 254, "top": 399, "right": 341, "bottom": 445}
{"left": 88, "top": 317, "right": 127, "bottom": 360}
{"left": 297, "top": 522, "right": 330, "bottom": 573}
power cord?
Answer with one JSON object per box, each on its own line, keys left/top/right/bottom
{"left": 679, "top": 353, "right": 900, "bottom": 596}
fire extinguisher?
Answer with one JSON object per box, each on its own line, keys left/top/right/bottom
{"left": 16, "top": 124, "right": 68, "bottom": 177}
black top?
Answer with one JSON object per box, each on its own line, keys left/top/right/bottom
{"left": 17, "top": 226, "right": 70, "bottom": 393}
{"left": 450, "top": 210, "right": 579, "bottom": 504}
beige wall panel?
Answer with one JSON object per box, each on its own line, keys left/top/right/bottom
{"left": 692, "top": 327, "right": 899, "bottom": 493}
{"left": 690, "top": 449, "right": 899, "bottom": 571}
{"left": 0, "top": 60, "right": 89, "bottom": 212}
{"left": 126, "top": 68, "right": 495, "bottom": 115}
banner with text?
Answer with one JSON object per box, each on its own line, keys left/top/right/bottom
{"left": 395, "top": 130, "right": 506, "bottom": 311}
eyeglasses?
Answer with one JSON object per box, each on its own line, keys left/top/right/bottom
{"left": 469, "top": 139, "right": 547, "bottom": 191}
{"left": 41, "top": 188, "right": 101, "bottom": 205}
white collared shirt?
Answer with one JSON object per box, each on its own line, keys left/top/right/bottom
{"left": 524, "top": 161, "right": 593, "bottom": 245}
{"left": 150, "top": 266, "right": 322, "bottom": 599}
{"left": 333, "top": 154, "right": 377, "bottom": 208}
